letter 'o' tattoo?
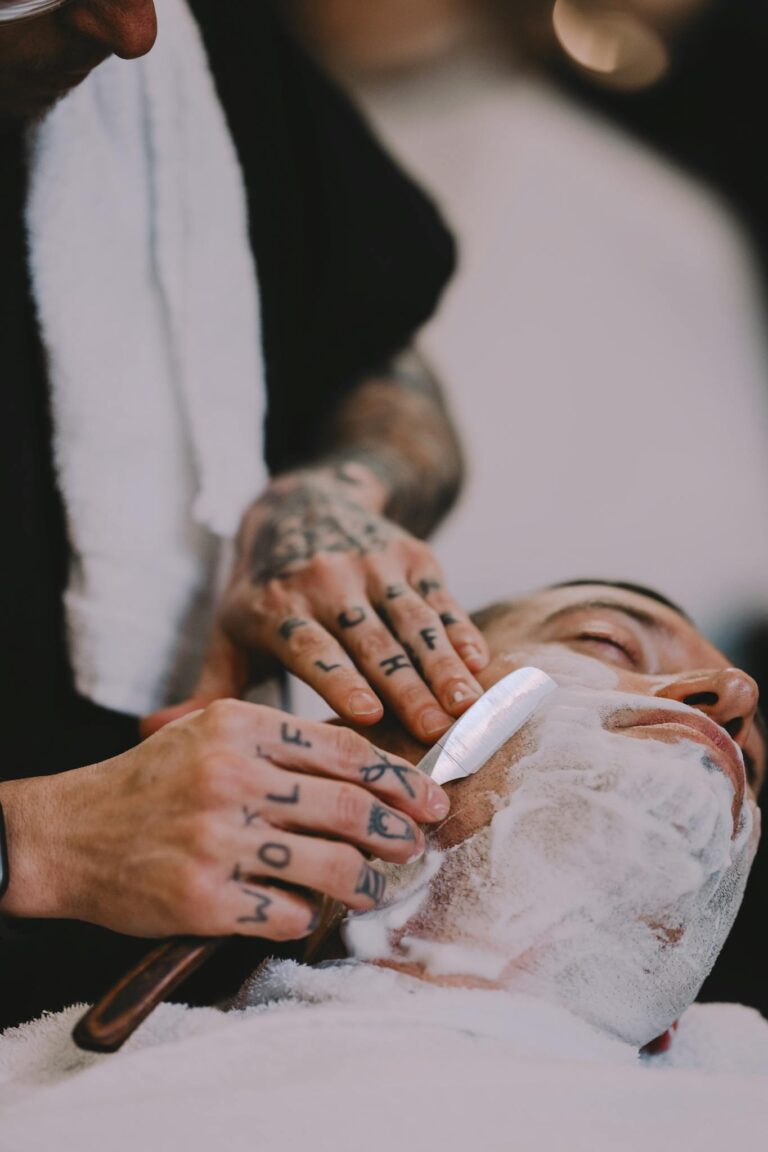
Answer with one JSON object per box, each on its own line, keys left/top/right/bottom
{"left": 257, "top": 842, "right": 292, "bottom": 870}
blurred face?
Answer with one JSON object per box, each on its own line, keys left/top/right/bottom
{"left": 0, "top": 0, "right": 157, "bottom": 122}
{"left": 345, "top": 584, "right": 763, "bottom": 1046}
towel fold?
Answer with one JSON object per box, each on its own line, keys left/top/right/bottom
{"left": 25, "top": 0, "right": 266, "bottom": 716}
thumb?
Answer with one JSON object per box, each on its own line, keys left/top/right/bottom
{"left": 140, "top": 627, "right": 248, "bottom": 739}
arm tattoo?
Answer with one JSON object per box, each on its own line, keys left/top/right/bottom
{"left": 250, "top": 485, "right": 391, "bottom": 583}
{"left": 368, "top": 803, "right": 416, "bottom": 841}
{"left": 317, "top": 350, "right": 464, "bottom": 538}
{"left": 360, "top": 750, "right": 416, "bottom": 798}
{"left": 266, "top": 783, "right": 300, "bottom": 805}
{"left": 338, "top": 607, "right": 366, "bottom": 629}
{"left": 257, "top": 842, "right": 292, "bottom": 870}
{"left": 355, "top": 862, "right": 387, "bottom": 903}
{"left": 281, "top": 722, "right": 312, "bottom": 748}
{"left": 379, "top": 654, "right": 412, "bottom": 677}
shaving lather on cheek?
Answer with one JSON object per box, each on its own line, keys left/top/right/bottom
{"left": 345, "top": 677, "right": 760, "bottom": 1049}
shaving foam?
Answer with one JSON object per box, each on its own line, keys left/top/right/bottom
{"left": 344, "top": 688, "right": 758, "bottom": 1047}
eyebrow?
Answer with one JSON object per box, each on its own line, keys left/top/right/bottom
{"left": 540, "top": 599, "right": 673, "bottom": 634}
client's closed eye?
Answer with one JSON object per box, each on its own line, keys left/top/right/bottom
{"left": 571, "top": 633, "right": 639, "bottom": 668}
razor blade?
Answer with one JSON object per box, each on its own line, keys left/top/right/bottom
{"left": 418, "top": 667, "right": 556, "bottom": 786}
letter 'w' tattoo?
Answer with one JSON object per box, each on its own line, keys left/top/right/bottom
{"left": 355, "top": 863, "right": 386, "bottom": 903}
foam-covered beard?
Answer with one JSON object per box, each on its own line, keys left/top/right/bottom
{"left": 345, "top": 689, "right": 760, "bottom": 1047}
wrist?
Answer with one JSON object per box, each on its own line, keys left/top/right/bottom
{"left": 0, "top": 772, "right": 79, "bottom": 920}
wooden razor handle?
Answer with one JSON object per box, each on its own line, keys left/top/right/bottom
{"left": 73, "top": 937, "right": 222, "bottom": 1053}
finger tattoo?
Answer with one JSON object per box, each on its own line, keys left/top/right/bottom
{"left": 243, "top": 805, "right": 261, "bottom": 827}
{"left": 281, "top": 722, "right": 312, "bottom": 748}
{"left": 379, "top": 654, "right": 412, "bottom": 677}
{"left": 440, "top": 613, "right": 459, "bottom": 627}
{"left": 355, "top": 863, "right": 386, "bottom": 903}
{"left": 419, "top": 627, "right": 439, "bottom": 651}
{"left": 266, "top": 783, "right": 300, "bottom": 805}
{"left": 338, "top": 607, "right": 366, "bottom": 629}
{"left": 418, "top": 578, "right": 442, "bottom": 597}
{"left": 368, "top": 803, "right": 416, "bottom": 841}
{"left": 360, "top": 750, "right": 416, "bottom": 798}
{"left": 386, "top": 585, "right": 407, "bottom": 600}
{"left": 257, "top": 842, "right": 292, "bottom": 870}
{"left": 279, "top": 617, "right": 310, "bottom": 640}
{"left": 315, "top": 660, "right": 342, "bottom": 673}
{"left": 237, "top": 887, "right": 273, "bottom": 924}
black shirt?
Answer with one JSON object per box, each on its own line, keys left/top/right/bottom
{"left": 0, "top": 0, "right": 454, "bottom": 1026}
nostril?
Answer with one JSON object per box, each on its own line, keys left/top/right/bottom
{"left": 724, "top": 718, "right": 744, "bottom": 739}
{"left": 683, "top": 692, "right": 719, "bottom": 707}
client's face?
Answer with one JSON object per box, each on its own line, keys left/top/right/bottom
{"left": 345, "top": 584, "right": 763, "bottom": 1047}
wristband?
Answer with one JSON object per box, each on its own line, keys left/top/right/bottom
{"left": 0, "top": 802, "right": 8, "bottom": 901}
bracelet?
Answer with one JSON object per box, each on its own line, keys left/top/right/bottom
{"left": 0, "top": 802, "right": 9, "bottom": 901}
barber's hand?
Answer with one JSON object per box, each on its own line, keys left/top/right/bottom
{"left": 0, "top": 701, "right": 449, "bottom": 940}
{"left": 199, "top": 468, "right": 489, "bottom": 744}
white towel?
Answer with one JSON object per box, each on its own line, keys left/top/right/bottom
{"left": 25, "top": 0, "right": 266, "bottom": 716}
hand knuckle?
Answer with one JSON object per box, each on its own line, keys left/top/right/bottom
{"left": 333, "top": 728, "right": 366, "bottom": 774}
{"left": 328, "top": 844, "right": 362, "bottom": 891}
{"left": 357, "top": 629, "right": 393, "bottom": 662}
{"left": 203, "top": 698, "right": 241, "bottom": 739}
{"left": 335, "top": 782, "right": 368, "bottom": 832}
{"left": 189, "top": 749, "right": 229, "bottom": 806}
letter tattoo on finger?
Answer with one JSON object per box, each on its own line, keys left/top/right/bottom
{"left": 257, "top": 842, "right": 292, "bottom": 870}
{"left": 315, "top": 660, "right": 343, "bottom": 673}
{"left": 355, "top": 863, "right": 386, "bottom": 903}
{"left": 338, "top": 607, "right": 366, "bottom": 629}
{"left": 419, "top": 627, "right": 439, "bottom": 651}
{"left": 439, "top": 613, "right": 459, "bottom": 627}
{"left": 418, "top": 578, "right": 442, "bottom": 597}
{"left": 379, "top": 654, "right": 412, "bottom": 677}
{"left": 280, "top": 722, "right": 312, "bottom": 748}
{"left": 265, "top": 783, "right": 300, "bottom": 805}
{"left": 360, "top": 750, "right": 416, "bottom": 798}
{"left": 237, "top": 886, "right": 273, "bottom": 924}
{"left": 367, "top": 803, "right": 416, "bottom": 841}
{"left": 279, "top": 618, "right": 309, "bottom": 641}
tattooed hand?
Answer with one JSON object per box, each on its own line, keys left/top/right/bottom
{"left": 0, "top": 701, "right": 450, "bottom": 940}
{"left": 211, "top": 466, "right": 489, "bottom": 743}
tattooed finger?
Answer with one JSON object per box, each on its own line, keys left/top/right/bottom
{"left": 233, "top": 828, "right": 388, "bottom": 911}
{"left": 224, "top": 877, "right": 317, "bottom": 941}
{"left": 408, "top": 574, "right": 489, "bottom": 673}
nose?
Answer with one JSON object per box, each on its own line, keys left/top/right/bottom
{"left": 63, "top": 0, "right": 158, "bottom": 60}
{"left": 655, "top": 668, "right": 759, "bottom": 750}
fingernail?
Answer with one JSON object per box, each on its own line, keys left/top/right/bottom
{"left": 421, "top": 707, "right": 452, "bottom": 737}
{"left": 407, "top": 840, "right": 426, "bottom": 863}
{"left": 451, "top": 682, "right": 481, "bottom": 705}
{"left": 427, "top": 784, "right": 451, "bottom": 819}
{"left": 349, "top": 691, "right": 382, "bottom": 717}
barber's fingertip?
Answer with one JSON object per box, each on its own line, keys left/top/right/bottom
{"left": 348, "top": 690, "right": 383, "bottom": 718}
{"left": 459, "top": 644, "right": 488, "bottom": 671}
{"left": 420, "top": 707, "right": 453, "bottom": 738}
{"left": 426, "top": 783, "right": 451, "bottom": 819}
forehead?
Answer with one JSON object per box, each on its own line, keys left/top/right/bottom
{"left": 492, "top": 584, "right": 727, "bottom": 668}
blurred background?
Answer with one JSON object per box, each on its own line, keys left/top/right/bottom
{"left": 282, "top": 0, "right": 768, "bottom": 1014}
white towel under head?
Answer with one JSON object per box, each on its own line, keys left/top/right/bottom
{"left": 26, "top": 0, "right": 267, "bottom": 716}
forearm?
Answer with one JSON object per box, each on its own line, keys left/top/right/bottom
{"left": 309, "top": 349, "right": 465, "bottom": 538}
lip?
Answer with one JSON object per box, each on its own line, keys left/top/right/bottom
{"left": 608, "top": 706, "right": 746, "bottom": 818}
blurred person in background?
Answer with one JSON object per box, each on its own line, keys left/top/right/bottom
{"left": 286, "top": 0, "right": 768, "bottom": 1019}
